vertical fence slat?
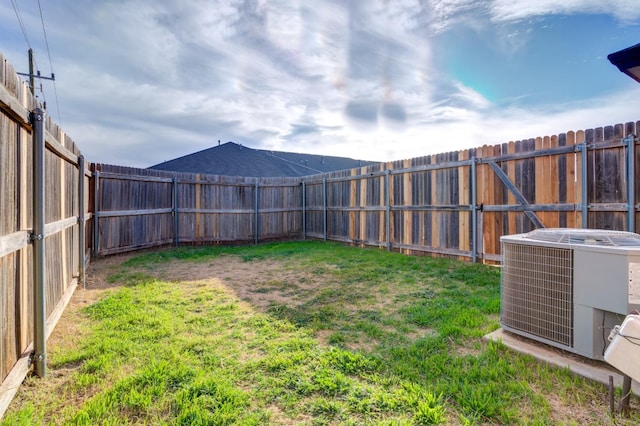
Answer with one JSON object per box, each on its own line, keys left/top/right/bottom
{"left": 323, "top": 178, "right": 327, "bottom": 240}
{"left": 471, "top": 156, "right": 478, "bottom": 263}
{"left": 581, "top": 138, "right": 588, "bottom": 228}
{"left": 58, "top": 138, "right": 68, "bottom": 292}
{"left": 541, "top": 136, "right": 551, "bottom": 227}
{"left": 92, "top": 170, "right": 100, "bottom": 255}
{"left": 484, "top": 145, "right": 496, "bottom": 257}
{"left": 458, "top": 150, "right": 470, "bottom": 254}
{"left": 195, "top": 174, "right": 201, "bottom": 241}
{"left": 302, "top": 181, "right": 306, "bottom": 240}
{"left": 430, "top": 154, "right": 440, "bottom": 252}
{"left": 173, "top": 177, "right": 178, "bottom": 246}
{"left": 254, "top": 181, "right": 259, "bottom": 244}
{"left": 402, "top": 159, "right": 412, "bottom": 252}
{"left": 505, "top": 142, "right": 516, "bottom": 236}
{"left": 0, "top": 100, "right": 16, "bottom": 387}
{"left": 549, "top": 135, "right": 560, "bottom": 227}
{"left": 359, "top": 171, "right": 367, "bottom": 243}
{"left": 475, "top": 147, "right": 486, "bottom": 260}
{"left": 385, "top": 170, "right": 390, "bottom": 251}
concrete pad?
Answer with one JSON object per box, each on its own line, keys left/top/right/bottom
{"left": 485, "top": 328, "right": 640, "bottom": 396}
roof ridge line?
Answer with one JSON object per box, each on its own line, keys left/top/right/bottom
{"left": 264, "top": 151, "right": 324, "bottom": 174}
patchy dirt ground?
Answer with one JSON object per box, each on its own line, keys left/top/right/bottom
{"left": 150, "top": 256, "right": 323, "bottom": 311}
{"left": 19, "top": 253, "right": 302, "bottom": 418}
{"left": 46, "top": 254, "right": 138, "bottom": 352}
{"left": 48, "top": 252, "right": 327, "bottom": 355}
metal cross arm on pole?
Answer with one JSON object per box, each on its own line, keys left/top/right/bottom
{"left": 17, "top": 49, "right": 55, "bottom": 95}
{"left": 16, "top": 70, "right": 55, "bottom": 81}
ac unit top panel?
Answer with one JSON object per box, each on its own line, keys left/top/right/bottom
{"left": 501, "top": 229, "right": 640, "bottom": 254}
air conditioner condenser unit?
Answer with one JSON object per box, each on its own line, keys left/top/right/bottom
{"left": 500, "top": 229, "right": 640, "bottom": 360}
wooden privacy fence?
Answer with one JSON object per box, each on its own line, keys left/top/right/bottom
{"left": 92, "top": 164, "right": 302, "bottom": 255}
{"left": 0, "top": 53, "right": 91, "bottom": 415}
{"left": 94, "top": 120, "right": 640, "bottom": 264}
{"left": 305, "top": 123, "right": 639, "bottom": 263}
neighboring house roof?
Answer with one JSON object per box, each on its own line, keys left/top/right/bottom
{"left": 148, "top": 142, "right": 379, "bottom": 177}
{"left": 607, "top": 42, "right": 640, "bottom": 84}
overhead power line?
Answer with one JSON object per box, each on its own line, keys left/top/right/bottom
{"left": 37, "top": 0, "right": 52, "bottom": 68}
{"left": 10, "top": 0, "right": 63, "bottom": 125}
{"left": 36, "top": 0, "right": 62, "bottom": 125}
{"left": 10, "top": 0, "right": 31, "bottom": 49}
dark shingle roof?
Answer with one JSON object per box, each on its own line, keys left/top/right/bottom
{"left": 608, "top": 42, "right": 640, "bottom": 84}
{"left": 148, "top": 142, "right": 378, "bottom": 177}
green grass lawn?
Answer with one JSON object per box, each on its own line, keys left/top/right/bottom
{"left": 2, "top": 241, "right": 637, "bottom": 425}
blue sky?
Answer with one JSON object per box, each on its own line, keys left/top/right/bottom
{"left": 2, "top": 1, "right": 640, "bottom": 168}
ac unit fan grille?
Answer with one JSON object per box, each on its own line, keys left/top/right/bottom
{"left": 501, "top": 243, "right": 573, "bottom": 348}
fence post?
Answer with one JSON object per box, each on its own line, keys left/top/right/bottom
{"left": 385, "top": 170, "right": 391, "bottom": 251}
{"left": 626, "top": 135, "right": 635, "bottom": 233}
{"left": 254, "top": 181, "right": 259, "bottom": 244}
{"left": 78, "top": 155, "right": 86, "bottom": 288}
{"left": 323, "top": 177, "right": 327, "bottom": 241}
{"left": 173, "top": 177, "right": 179, "bottom": 246}
{"left": 301, "top": 181, "right": 306, "bottom": 240}
{"left": 31, "top": 107, "right": 46, "bottom": 378}
{"left": 581, "top": 142, "right": 588, "bottom": 228}
{"left": 471, "top": 156, "right": 477, "bottom": 263}
{"left": 93, "top": 170, "right": 100, "bottom": 256}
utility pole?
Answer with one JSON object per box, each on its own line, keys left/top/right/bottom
{"left": 17, "top": 49, "right": 55, "bottom": 98}
{"left": 28, "top": 48, "right": 35, "bottom": 95}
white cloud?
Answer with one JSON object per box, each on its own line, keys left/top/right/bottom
{"left": 453, "top": 83, "right": 492, "bottom": 110}
{"left": 427, "top": 0, "right": 485, "bottom": 33}
{"left": 426, "top": 0, "right": 640, "bottom": 33}
{"left": 490, "top": 0, "right": 640, "bottom": 23}
{"left": 391, "top": 86, "right": 640, "bottom": 162}
{"left": 4, "top": 0, "right": 639, "bottom": 171}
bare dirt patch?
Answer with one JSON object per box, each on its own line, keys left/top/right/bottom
{"left": 149, "top": 257, "right": 322, "bottom": 311}
{"left": 42, "top": 253, "right": 324, "bottom": 368}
